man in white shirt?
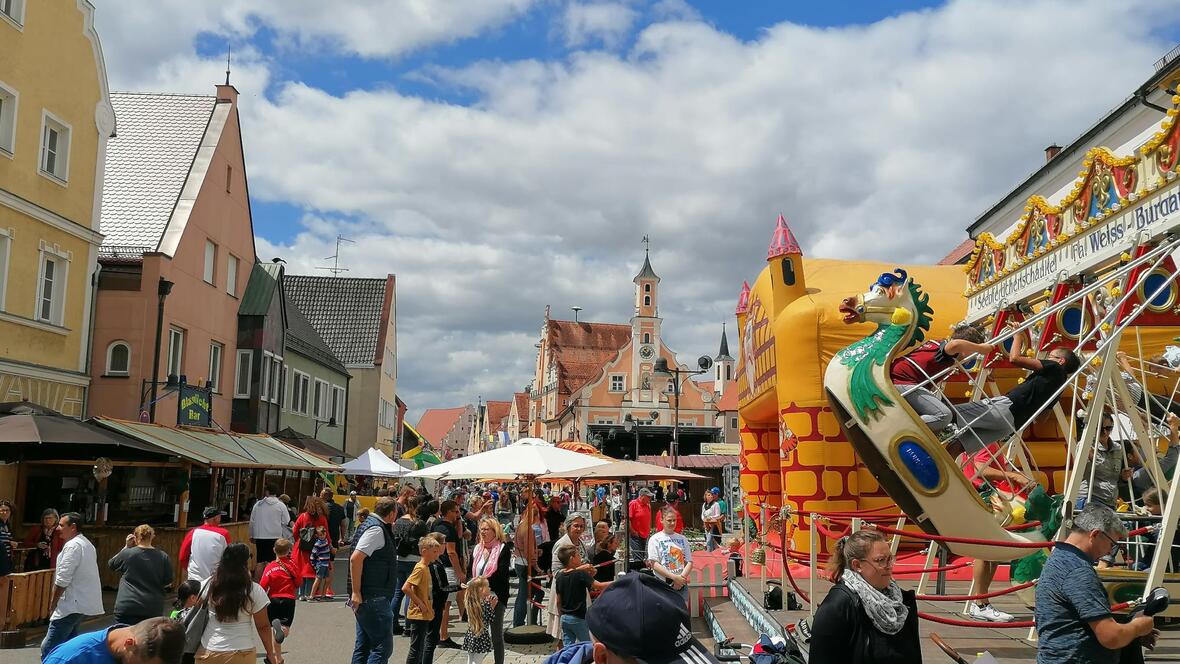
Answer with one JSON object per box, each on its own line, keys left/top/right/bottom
{"left": 646, "top": 508, "right": 693, "bottom": 604}
{"left": 179, "top": 507, "right": 231, "bottom": 583}
{"left": 41, "top": 512, "right": 103, "bottom": 659}
{"left": 250, "top": 484, "right": 291, "bottom": 578}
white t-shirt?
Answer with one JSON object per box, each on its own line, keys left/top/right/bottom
{"left": 355, "top": 523, "right": 387, "bottom": 556}
{"left": 201, "top": 582, "right": 270, "bottom": 652}
{"left": 646, "top": 530, "right": 692, "bottom": 581}
{"left": 52, "top": 534, "right": 104, "bottom": 619}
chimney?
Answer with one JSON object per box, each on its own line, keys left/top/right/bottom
{"left": 1045, "top": 144, "right": 1062, "bottom": 162}
{"left": 216, "top": 83, "right": 238, "bottom": 104}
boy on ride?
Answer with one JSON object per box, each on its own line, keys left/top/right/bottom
{"left": 890, "top": 323, "right": 997, "bottom": 434}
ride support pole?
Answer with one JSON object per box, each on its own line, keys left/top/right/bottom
{"left": 915, "top": 542, "right": 939, "bottom": 595}
{"left": 851, "top": 517, "right": 862, "bottom": 534}
{"left": 888, "top": 517, "right": 905, "bottom": 556}
{"left": 809, "top": 512, "right": 817, "bottom": 620}
{"left": 935, "top": 545, "right": 948, "bottom": 596}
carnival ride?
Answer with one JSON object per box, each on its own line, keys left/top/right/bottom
{"left": 734, "top": 93, "right": 1180, "bottom": 631}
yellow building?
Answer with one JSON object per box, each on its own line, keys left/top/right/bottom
{"left": 0, "top": 0, "right": 115, "bottom": 416}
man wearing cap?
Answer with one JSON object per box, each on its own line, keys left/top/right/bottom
{"left": 179, "top": 506, "right": 231, "bottom": 583}
{"left": 542, "top": 572, "right": 721, "bottom": 664}
{"left": 628, "top": 488, "right": 653, "bottom": 572}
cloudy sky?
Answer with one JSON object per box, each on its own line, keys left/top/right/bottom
{"left": 94, "top": 0, "right": 1180, "bottom": 421}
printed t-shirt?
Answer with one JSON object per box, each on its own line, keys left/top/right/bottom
{"left": 259, "top": 557, "right": 299, "bottom": 599}
{"left": 646, "top": 530, "right": 692, "bottom": 582}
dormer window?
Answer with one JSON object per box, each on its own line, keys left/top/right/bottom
{"left": 782, "top": 257, "right": 796, "bottom": 286}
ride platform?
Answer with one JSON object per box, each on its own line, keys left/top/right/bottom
{"left": 725, "top": 574, "right": 1180, "bottom": 663}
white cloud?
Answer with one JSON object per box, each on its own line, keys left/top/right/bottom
{"left": 561, "top": 1, "right": 640, "bottom": 49}
{"left": 95, "top": 0, "right": 1180, "bottom": 419}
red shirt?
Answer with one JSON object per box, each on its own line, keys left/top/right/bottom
{"left": 958, "top": 444, "right": 1028, "bottom": 499}
{"left": 259, "top": 556, "right": 299, "bottom": 599}
{"left": 629, "top": 498, "right": 651, "bottom": 538}
{"left": 890, "top": 340, "right": 953, "bottom": 385}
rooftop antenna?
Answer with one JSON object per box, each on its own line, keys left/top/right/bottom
{"left": 571, "top": 306, "right": 583, "bottom": 322}
{"left": 225, "top": 44, "right": 231, "bottom": 85}
{"left": 316, "top": 235, "right": 355, "bottom": 276}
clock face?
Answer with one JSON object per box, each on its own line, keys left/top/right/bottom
{"left": 639, "top": 345, "right": 654, "bottom": 360}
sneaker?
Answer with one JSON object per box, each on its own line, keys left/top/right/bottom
{"left": 298, "top": 595, "right": 307, "bottom": 602}
{"left": 968, "top": 602, "right": 1015, "bottom": 622}
{"left": 439, "top": 638, "right": 460, "bottom": 649}
{"left": 271, "top": 618, "right": 285, "bottom": 644}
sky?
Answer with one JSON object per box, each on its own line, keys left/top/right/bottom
{"left": 93, "top": 0, "right": 1180, "bottom": 423}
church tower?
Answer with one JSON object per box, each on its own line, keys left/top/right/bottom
{"left": 715, "top": 323, "right": 735, "bottom": 393}
{"left": 632, "top": 240, "right": 662, "bottom": 392}
{"left": 767, "top": 214, "right": 806, "bottom": 316}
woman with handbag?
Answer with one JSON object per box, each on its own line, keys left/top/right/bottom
{"left": 22, "top": 508, "right": 64, "bottom": 571}
{"left": 808, "top": 530, "right": 922, "bottom": 664}
{"left": 290, "top": 496, "right": 328, "bottom": 600}
{"left": 188, "top": 543, "right": 283, "bottom": 664}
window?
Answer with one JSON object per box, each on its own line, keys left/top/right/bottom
{"left": 331, "top": 386, "right": 346, "bottom": 422}
{"left": 259, "top": 353, "right": 271, "bottom": 401}
{"left": 0, "top": 0, "right": 25, "bottom": 25}
{"left": 39, "top": 112, "right": 70, "bottom": 182}
{"left": 665, "top": 380, "right": 675, "bottom": 394}
{"left": 0, "top": 228, "right": 10, "bottom": 311}
{"left": 609, "top": 375, "right": 625, "bottom": 392}
{"left": 379, "top": 398, "right": 396, "bottom": 429}
{"left": 725, "top": 364, "right": 732, "bottom": 380}
{"left": 0, "top": 83, "right": 16, "bottom": 155}
{"left": 644, "top": 283, "right": 651, "bottom": 293}
{"left": 203, "top": 240, "right": 217, "bottom": 285}
{"left": 384, "top": 349, "right": 395, "bottom": 377}
{"left": 782, "top": 258, "right": 796, "bottom": 286}
{"left": 293, "top": 371, "right": 310, "bottom": 414}
{"left": 234, "top": 350, "right": 252, "bottom": 397}
{"left": 208, "top": 342, "right": 223, "bottom": 392}
{"left": 281, "top": 364, "right": 289, "bottom": 409}
{"left": 225, "top": 165, "right": 232, "bottom": 193}
{"left": 226, "top": 255, "right": 238, "bottom": 296}
{"left": 167, "top": 328, "right": 184, "bottom": 376}
{"left": 35, "top": 245, "right": 69, "bottom": 326}
{"left": 642, "top": 333, "right": 651, "bottom": 344}
{"left": 313, "top": 379, "right": 328, "bottom": 419}
{"left": 105, "top": 341, "right": 130, "bottom": 376}
{"left": 730, "top": 417, "right": 738, "bottom": 428}
{"left": 270, "top": 358, "right": 281, "bottom": 404}
{"left": 643, "top": 295, "right": 651, "bottom": 306}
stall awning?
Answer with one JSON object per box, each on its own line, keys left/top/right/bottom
{"left": 272, "top": 427, "right": 356, "bottom": 462}
{"left": 93, "top": 417, "right": 341, "bottom": 471}
{"left": 637, "top": 454, "right": 739, "bottom": 470}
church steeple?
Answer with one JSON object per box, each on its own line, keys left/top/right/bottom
{"left": 715, "top": 323, "right": 734, "bottom": 387}
{"left": 633, "top": 237, "right": 659, "bottom": 318}
{"left": 766, "top": 213, "right": 806, "bottom": 316}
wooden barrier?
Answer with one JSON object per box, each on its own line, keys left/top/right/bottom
{"left": 86, "top": 521, "right": 254, "bottom": 590}
{"left": 0, "top": 569, "right": 55, "bottom": 631}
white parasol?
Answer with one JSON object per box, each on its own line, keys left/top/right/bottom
{"left": 340, "top": 447, "right": 411, "bottom": 477}
{"left": 404, "top": 437, "right": 610, "bottom": 480}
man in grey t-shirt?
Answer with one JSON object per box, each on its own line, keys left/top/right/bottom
{"left": 1078, "top": 412, "right": 1139, "bottom": 510}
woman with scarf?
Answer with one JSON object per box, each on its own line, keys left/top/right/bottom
{"left": 467, "top": 516, "right": 513, "bottom": 664}
{"left": 809, "top": 530, "right": 921, "bottom": 663}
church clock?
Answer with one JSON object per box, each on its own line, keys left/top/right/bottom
{"left": 638, "top": 344, "right": 655, "bottom": 360}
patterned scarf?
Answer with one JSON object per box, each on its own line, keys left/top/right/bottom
{"left": 472, "top": 540, "right": 503, "bottom": 578}
{"left": 841, "top": 569, "right": 908, "bottom": 635}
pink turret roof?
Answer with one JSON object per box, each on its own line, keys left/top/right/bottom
{"left": 766, "top": 213, "right": 803, "bottom": 260}
{"left": 735, "top": 281, "right": 751, "bottom": 315}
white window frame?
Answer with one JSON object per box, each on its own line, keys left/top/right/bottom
{"left": 35, "top": 242, "right": 70, "bottom": 326}
{"left": 208, "top": 341, "right": 223, "bottom": 392}
{"left": 0, "top": 227, "right": 11, "bottom": 311}
{"left": 105, "top": 341, "right": 130, "bottom": 376}
{"left": 281, "top": 364, "right": 289, "bottom": 410}
{"left": 203, "top": 240, "right": 216, "bottom": 285}
{"left": 226, "top": 254, "right": 238, "bottom": 296}
{"left": 259, "top": 353, "right": 271, "bottom": 401}
{"left": 313, "top": 378, "right": 328, "bottom": 419}
{"left": 270, "top": 357, "right": 282, "bottom": 404}
{"left": 331, "top": 385, "right": 345, "bottom": 423}
{"left": 234, "top": 349, "right": 252, "bottom": 398}
{"left": 293, "top": 370, "right": 310, "bottom": 415}
{"left": 0, "top": 82, "right": 17, "bottom": 156}
{"left": 38, "top": 110, "right": 71, "bottom": 184}
{"left": 609, "top": 374, "right": 625, "bottom": 393}
{"left": 0, "top": 0, "right": 25, "bottom": 28}
{"left": 166, "top": 327, "right": 185, "bottom": 377}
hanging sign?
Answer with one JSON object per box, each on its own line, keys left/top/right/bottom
{"left": 966, "top": 180, "right": 1180, "bottom": 320}
{"left": 177, "top": 383, "right": 213, "bottom": 428}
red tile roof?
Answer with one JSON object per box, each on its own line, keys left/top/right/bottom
{"left": 547, "top": 319, "right": 631, "bottom": 395}
{"left": 415, "top": 407, "right": 467, "bottom": 446}
{"left": 638, "top": 454, "right": 739, "bottom": 469}
{"left": 486, "top": 400, "right": 512, "bottom": 430}
{"left": 513, "top": 392, "right": 529, "bottom": 422}
{"left": 938, "top": 238, "right": 976, "bottom": 265}
{"left": 716, "top": 381, "right": 739, "bottom": 411}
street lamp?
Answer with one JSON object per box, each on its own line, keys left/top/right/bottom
{"left": 622, "top": 410, "right": 661, "bottom": 460}
{"left": 313, "top": 416, "right": 337, "bottom": 439}
{"left": 653, "top": 355, "right": 713, "bottom": 468}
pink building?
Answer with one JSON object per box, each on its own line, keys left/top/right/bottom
{"left": 88, "top": 85, "right": 256, "bottom": 426}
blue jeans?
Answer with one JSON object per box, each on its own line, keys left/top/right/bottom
{"left": 390, "top": 559, "right": 417, "bottom": 629}
{"left": 41, "top": 612, "right": 85, "bottom": 659}
{"left": 705, "top": 527, "right": 720, "bottom": 552}
{"left": 560, "top": 614, "right": 590, "bottom": 646}
{"left": 512, "top": 563, "right": 542, "bottom": 627}
{"left": 351, "top": 596, "right": 393, "bottom": 664}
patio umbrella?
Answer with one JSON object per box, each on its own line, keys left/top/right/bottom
{"left": 0, "top": 413, "right": 162, "bottom": 457}
{"left": 340, "top": 447, "right": 411, "bottom": 478}
{"left": 404, "top": 437, "right": 610, "bottom": 480}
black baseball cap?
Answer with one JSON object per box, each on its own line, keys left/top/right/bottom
{"left": 202, "top": 507, "right": 227, "bottom": 519}
{"left": 587, "top": 573, "right": 719, "bottom": 664}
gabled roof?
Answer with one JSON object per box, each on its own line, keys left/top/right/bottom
{"left": 938, "top": 238, "right": 976, "bottom": 265}
{"left": 513, "top": 392, "right": 530, "bottom": 422}
{"left": 101, "top": 93, "right": 219, "bottom": 252}
{"left": 238, "top": 261, "right": 283, "bottom": 316}
{"left": 716, "top": 381, "right": 739, "bottom": 412}
{"left": 547, "top": 319, "right": 632, "bottom": 396}
{"left": 284, "top": 275, "right": 390, "bottom": 366}
{"left": 284, "top": 289, "right": 350, "bottom": 376}
{"left": 485, "top": 400, "right": 512, "bottom": 430}
{"left": 416, "top": 407, "right": 468, "bottom": 447}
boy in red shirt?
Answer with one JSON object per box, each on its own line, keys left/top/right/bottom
{"left": 259, "top": 538, "right": 299, "bottom": 646}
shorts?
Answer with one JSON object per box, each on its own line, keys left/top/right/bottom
{"left": 268, "top": 597, "right": 296, "bottom": 627}
{"left": 315, "top": 564, "right": 331, "bottom": 579}
{"left": 444, "top": 567, "right": 459, "bottom": 600}
{"left": 254, "top": 539, "right": 277, "bottom": 564}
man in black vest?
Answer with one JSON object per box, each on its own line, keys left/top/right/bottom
{"left": 349, "top": 497, "right": 398, "bottom": 664}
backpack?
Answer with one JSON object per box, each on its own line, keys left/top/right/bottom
{"left": 298, "top": 525, "right": 316, "bottom": 552}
